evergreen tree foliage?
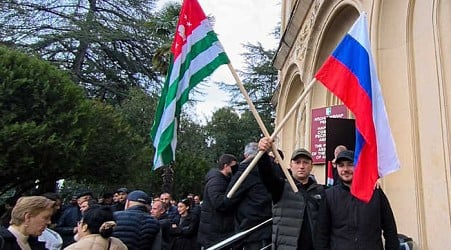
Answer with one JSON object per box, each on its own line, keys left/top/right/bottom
{"left": 0, "top": 0, "right": 179, "bottom": 103}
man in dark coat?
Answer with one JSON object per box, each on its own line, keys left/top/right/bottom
{"left": 151, "top": 200, "right": 171, "bottom": 250}
{"left": 314, "top": 150, "right": 399, "bottom": 250}
{"left": 198, "top": 154, "right": 237, "bottom": 248}
{"left": 227, "top": 142, "right": 272, "bottom": 249}
{"left": 258, "top": 137, "right": 325, "bottom": 250}
{"left": 113, "top": 190, "right": 160, "bottom": 250}
{"left": 55, "top": 190, "right": 92, "bottom": 248}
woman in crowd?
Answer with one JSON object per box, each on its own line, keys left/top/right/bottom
{"left": 168, "top": 199, "right": 200, "bottom": 250}
{"left": 64, "top": 206, "right": 126, "bottom": 250}
{"left": 0, "top": 196, "right": 56, "bottom": 250}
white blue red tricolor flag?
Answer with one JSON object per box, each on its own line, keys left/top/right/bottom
{"left": 315, "top": 14, "right": 400, "bottom": 202}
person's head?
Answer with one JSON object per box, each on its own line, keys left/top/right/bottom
{"left": 116, "top": 188, "right": 128, "bottom": 203}
{"left": 77, "top": 206, "right": 116, "bottom": 239}
{"left": 290, "top": 148, "right": 313, "bottom": 183}
{"left": 101, "top": 192, "right": 114, "bottom": 205}
{"left": 70, "top": 195, "right": 78, "bottom": 205}
{"left": 193, "top": 195, "right": 201, "bottom": 205}
{"left": 335, "top": 150, "right": 355, "bottom": 184}
{"left": 159, "top": 192, "right": 172, "bottom": 206}
{"left": 333, "top": 145, "right": 348, "bottom": 164}
{"left": 76, "top": 191, "right": 93, "bottom": 207}
{"left": 113, "top": 192, "right": 119, "bottom": 203}
{"left": 10, "top": 196, "right": 56, "bottom": 236}
{"left": 177, "top": 199, "right": 191, "bottom": 217}
{"left": 151, "top": 200, "right": 167, "bottom": 219}
{"left": 126, "top": 190, "right": 150, "bottom": 209}
{"left": 217, "top": 154, "right": 237, "bottom": 177}
{"left": 243, "top": 142, "right": 258, "bottom": 159}
{"left": 79, "top": 200, "right": 99, "bottom": 213}
{"left": 40, "top": 193, "right": 61, "bottom": 213}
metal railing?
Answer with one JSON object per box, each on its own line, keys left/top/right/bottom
{"left": 206, "top": 218, "right": 273, "bottom": 250}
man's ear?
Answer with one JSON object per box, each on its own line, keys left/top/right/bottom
{"left": 24, "top": 212, "right": 32, "bottom": 223}
{"left": 81, "top": 223, "right": 89, "bottom": 232}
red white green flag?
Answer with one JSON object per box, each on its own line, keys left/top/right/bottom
{"left": 327, "top": 161, "right": 334, "bottom": 187}
{"left": 150, "top": 0, "right": 229, "bottom": 169}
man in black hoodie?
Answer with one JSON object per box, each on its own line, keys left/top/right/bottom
{"left": 198, "top": 154, "right": 237, "bottom": 249}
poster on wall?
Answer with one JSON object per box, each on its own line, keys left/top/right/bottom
{"left": 310, "top": 105, "right": 348, "bottom": 164}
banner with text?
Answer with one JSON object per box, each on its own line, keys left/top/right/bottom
{"left": 311, "top": 105, "right": 348, "bottom": 164}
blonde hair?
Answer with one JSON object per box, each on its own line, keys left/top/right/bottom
{"left": 10, "top": 196, "right": 56, "bottom": 225}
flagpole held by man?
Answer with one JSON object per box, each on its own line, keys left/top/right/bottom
{"left": 151, "top": 0, "right": 296, "bottom": 194}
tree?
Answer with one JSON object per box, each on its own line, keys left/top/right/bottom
{"left": 0, "top": 45, "right": 89, "bottom": 195}
{"left": 0, "top": 46, "right": 144, "bottom": 196}
{"left": 205, "top": 107, "right": 245, "bottom": 159}
{"left": 0, "top": 0, "right": 179, "bottom": 103}
{"left": 220, "top": 42, "right": 278, "bottom": 133}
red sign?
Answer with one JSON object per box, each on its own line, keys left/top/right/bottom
{"left": 310, "top": 105, "right": 348, "bottom": 164}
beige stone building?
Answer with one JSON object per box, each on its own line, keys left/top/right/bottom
{"left": 272, "top": 0, "right": 451, "bottom": 249}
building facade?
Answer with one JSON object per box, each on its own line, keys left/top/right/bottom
{"left": 273, "top": 0, "right": 451, "bottom": 249}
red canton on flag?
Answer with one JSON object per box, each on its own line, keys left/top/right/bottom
{"left": 315, "top": 14, "right": 400, "bottom": 202}
{"left": 151, "top": 0, "right": 230, "bottom": 169}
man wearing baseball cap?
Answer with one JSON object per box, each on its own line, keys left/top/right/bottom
{"left": 315, "top": 150, "right": 398, "bottom": 249}
{"left": 113, "top": 190, "right": 160, "bottom": 250}
{"left": 257, "top": 137, "right": 325, "bottom": 250}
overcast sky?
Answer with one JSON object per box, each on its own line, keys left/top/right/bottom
{"left": 157, "top": 0, "right": 281, "bottom": 122}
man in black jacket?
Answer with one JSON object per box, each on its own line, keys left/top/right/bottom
{"left": 151, "top": 200, "right": 171, "bottom": 250}
{"left": 258, "top": 137, "right": 325, "bottom": 250}
{"left": 315, "top": 150, "right": 399, "bottom": 250}
{"left": 113, "top": 190, "right": 160, "bottom": 250}
{"left": 227, "top": 142, "right": 272, "bottom": 249}
{"left": 198, "top": 154, "right": 237, "bottom": 249}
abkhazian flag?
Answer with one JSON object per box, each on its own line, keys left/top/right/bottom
{"left": 150, "top": 0, "right": 230, "bottom": 169}
{"left": 327, "top": 161, "right": 334, "bottom": 187}
{"left": 315, "top": 14, "right": 400, "bottom": 202}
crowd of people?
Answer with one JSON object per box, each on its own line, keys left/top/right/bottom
{"left": 0, "top": 137, "right": 400, "bottom": 250}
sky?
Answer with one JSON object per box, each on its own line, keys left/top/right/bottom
{"left": 157, "top": 0, "right": 281, "bottom": 122}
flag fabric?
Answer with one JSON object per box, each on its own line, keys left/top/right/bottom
{"left": 327, "top": 161, "right": 334, "bottom": 187}
{"left": 150, "top": 0, "right": 229, "bottom": 169}
{"left": 315, "top": 14, "right": 400, "bottom": 202}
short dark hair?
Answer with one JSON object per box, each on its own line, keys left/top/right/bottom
{"left": 81, "top": 206, "right": 115, "bottom": 238}
{"left": 218, "top": 154, "right": 237, "bottom": 170}
{"left": 41, "top": 192, "right": 61, "bottom": 202}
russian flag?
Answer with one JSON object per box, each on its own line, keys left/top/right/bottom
{"left": 315, "top": 14, "right": 400, "bottom": 202}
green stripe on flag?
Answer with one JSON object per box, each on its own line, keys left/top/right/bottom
{"left": 150, "top": 27, "right": 229, "bottom": 169}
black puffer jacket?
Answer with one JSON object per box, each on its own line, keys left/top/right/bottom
{"left": 198, "top": 168, "right": 235, "bottom": 247}
{"left": 315, "top": 184, "right": 398, "bottom": 250}
{"left": 227, "top": 157, "right": 272, "bottom": 243}
{"left": 113, "top": 205, "right": 160, "bottom": 250}
{"left": 0, "top": 227, "right": 46, "bottom": 250}
{"left": 258, "top": 152, "right": 325, "bottom": 250}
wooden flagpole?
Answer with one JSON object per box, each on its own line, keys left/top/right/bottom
{"left": 227, "top": 76, "right": 317, "bottom": 198}
{"left": 226, "top": 63, "right": 297, "bottom": 193}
